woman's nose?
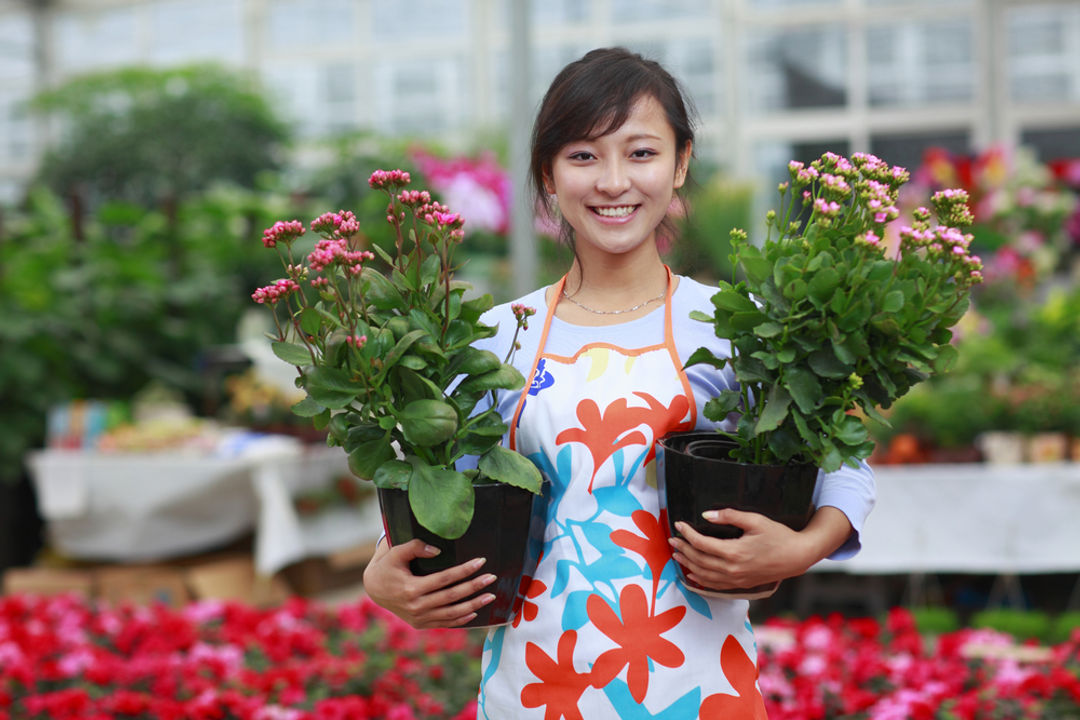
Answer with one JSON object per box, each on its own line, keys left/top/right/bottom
{"left": 595, "top": 159, "right": 631, "bottom": 195}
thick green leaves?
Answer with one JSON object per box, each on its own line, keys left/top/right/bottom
{"left": 478, "top": 444, "right": 543, "bottom": 494}
{"left": 272, "top": 341, "right": 312, "bottom": 366}
{"left": 754, "top": 385, "right": 791, "bottom": 433}
{"left": 305, "top": 366, "right": 362, "bottom": 408}
{"left": 398, "top": 399, "right": 458, "bottom": 446}
{"left": 408, "top": 458, "right": 474, "bottom": 539}
{"left": 347, "top": 438, "right": 395, "bottom": 481}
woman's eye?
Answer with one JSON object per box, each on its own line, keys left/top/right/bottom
{"left": 631, "top": 149, "right": 657, "bottom": 159}
{"left": 568, "top": 151, "right": 594, "bottom": 161}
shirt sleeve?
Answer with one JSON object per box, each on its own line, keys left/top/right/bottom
{"left": 813, "top": 460, "right": 876, "bottom": 560}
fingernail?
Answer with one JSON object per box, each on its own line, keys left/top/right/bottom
{"left": 480, "top": 573, "right": 497, "bottom": 586}
{"left": 424, "top": 545, "right": 441, "bottom": 556}
{"left": 479, "top": 593, "right": 496, "bottom": 605}
{"left": 702, "top": 510, "right": 719, "bottom": 521}
{"left": 470, "top": 557, "right": 487, "bottom": 571}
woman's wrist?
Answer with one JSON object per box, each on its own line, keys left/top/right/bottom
{"left": 797, "top": 506, "right": 854, "bottom": 568}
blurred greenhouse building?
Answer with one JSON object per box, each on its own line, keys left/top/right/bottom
{"left": 0, "top": 0, "right": 1078, "bottom": 204}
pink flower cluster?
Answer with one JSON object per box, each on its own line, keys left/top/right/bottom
{"left": 0, "top": 594, "right": 482, "bottom": 720}
{"left": 410, "top": 149, "right": 511, "bottom": 235}
{"left": 311, "top": 210, "right": 361, "bottom": 238}
{"left": 252, "top": 278, "right": 300, "bottom": 305}
{"left": 306, "top": 239, "right": 374, "bottom": 275}
{"left": 368, "top": 169, "right": 411, "bottom": 189}
{"left": 262, "top": 220, "right": 306, "bottom": 248}
{"left": 758, "top": 608, "right": 1080, "bottom": 720}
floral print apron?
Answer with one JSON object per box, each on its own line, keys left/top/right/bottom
{"left": 477, "top": 270, "right": 768, "bottom": 719}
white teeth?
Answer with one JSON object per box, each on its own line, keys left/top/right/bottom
{"left": 594, "top": 205, "right": 636, "bottom": 218}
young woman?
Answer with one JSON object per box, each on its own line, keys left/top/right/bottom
{"left": 364, "top": 47, "right": 875, "bottom": 719}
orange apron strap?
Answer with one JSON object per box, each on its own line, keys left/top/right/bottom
{"left": 509, "top": 275, "right": 566, "bottom": 451}
{"left": 661, "top": 265, "right": 697, "bottom": 429}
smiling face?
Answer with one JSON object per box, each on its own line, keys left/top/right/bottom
{"left": 547, "top": 94, "right": 691, "bottom": 262}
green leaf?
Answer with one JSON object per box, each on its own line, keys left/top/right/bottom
{"left": 347, "top": 438, "right": 395, "bottom": 481}
{"left": 408, "top": 459, "right": 474, "bottom": 539}
{"left": 291, "top": 396, "right": 326, "bottom": 417}
{"left": 711, "top": 288, "right": 757, "bottom": 314}
{"left": 381, "top": 329, "right": 427, "bottom": 371}
{"left": 932, "top": 344, "right": 959, "bottom": 373}
{"left": 785, "top": 367, "right": 823, "bottom": 414}
{"left": 372, "top": 460, "right": 412, "bottom": 490}
{"left": 834, "top": 414, "right": 869, "bottom": 446}
{"left": 457, "top": 365, "right": 525, "bottom": 394}
{"left": 272, "top": 341, "right": 313, "bottom": 366}
{"left": 477, "top": 444, "right": 543, "bottom": 494}
{"left": 689, "top": 309, "right": 713, "bottom": 323}
{"left": 731, "top": 310, "right": 765, "bottom": 331}
{"left": 456, "top": 347, "right": 502, "bottom": 375}
{"left": 754, "top": 385, "right": 792, "bottom": 434}
{"left": 754, "top": 321, "right": 784, "bottom": 338}
{"left": 808, "top": 349, "right": 851, "bottom": 378}
{"left": 305, "top": 366, "right": 361, "bottom": 408}
{"left": 738, "top": 245, "right": 772, "bottom": 285}
{"left": 703, "top": 390, "right": 741, "bottom": 422}
{"left": 831, "top": 337, "right": 855, "bottom": 365}
{"left": 398, "top": 399, "right": 459, "bottom": 447}
{"left": 685, "top": 346, "right": 727, "bottom": 370}
{"left": 783, "top": 279, "right": 808, "bottom": 301}
{"left": 807, "top": 267, "right": 840, "bottom": 307}
{"left": 882, "top": 290, "right": 905, "bottom": 313}
{"left": 362, "top": 267, "right": 404, "bottom": 310}
{"left": 299, "top": 308, "right": 323, "bottom": 336}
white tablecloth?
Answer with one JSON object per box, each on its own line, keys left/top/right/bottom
{"left": 817, "top": 462, "right": 1080, "bottom": 574}
{"left": 26, "top": 435, "right": 382, "bottom": 575}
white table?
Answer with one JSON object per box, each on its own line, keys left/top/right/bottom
{"left": 816, "top": 462, "right": 1080, "bottom": 575}
{"left": 800, "top": 462, "right": 1080, "bottom": 613}
{"left": 26, "top": 434, "right": 382, "bottom": 576}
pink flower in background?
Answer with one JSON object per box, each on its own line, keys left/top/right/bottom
{"left": 411, "top": 149, "right": 511, "bottom": 235}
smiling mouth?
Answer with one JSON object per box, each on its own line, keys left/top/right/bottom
{"left": 591, "top": 205, "right": 639, "bottom": 218}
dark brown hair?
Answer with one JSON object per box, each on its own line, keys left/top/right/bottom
{"left": 530, "top": 47, "right": 697, "bottom": 247}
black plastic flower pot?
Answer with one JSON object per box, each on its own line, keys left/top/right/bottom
{"left": 377, "top": 480, "right": 549, "bottom": 628}
{"left": 657, "top": 431, "right": 818, "bottom": 600}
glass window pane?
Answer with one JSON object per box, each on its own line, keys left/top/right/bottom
{"left": 1020, "top": 126, "right": 1080, "bottom": 164}
{"left": 267, "top": 0, "right": 355, "bottom": 47}
{"left": 373, "top": 56, "right": 467, "bottom": 136}
{"left": 869, "top": 130, "right": 970, "bottom": 176}
{"left": 150, "top": 0, "right": 244, "bottom": 64}
{"left": 867, "top": 19, "right": 974, "bottom": 107}
{"left": 617, "top": 38, "right": 718, "bottom": 115}
{"left": 373, "top": 0, "right": 468, "bottom": 40}
{"left": 262, "top": 62, "right": 359, "bottom": 138}
{"left": 745, "top": 25, "right": 846, "bottom": 112}
{"left": 0, "top": 87, "right": 33, "bottom": 163}
{"left": 55, "top": 7, "right": 139, "bottom": 71}
{"left": 1007, "top": 4, "right": 1080, "bottom": 103}
{"left": 610, "top": 0, "right": 711, "bottom": 23}
{"left": 0, "top": 15, "right": 35, "bottom": 82}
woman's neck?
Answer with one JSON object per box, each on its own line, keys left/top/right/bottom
{"left": 551, "top": 244, "right": 673, "bottom": 326}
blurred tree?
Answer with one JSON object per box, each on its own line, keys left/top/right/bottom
{"left": 31, "top": 64, "right": 289, "bottom": 214}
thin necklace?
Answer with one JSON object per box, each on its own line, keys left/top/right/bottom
{"left": 561, "top": 288, "right": 666, "bottom": 315}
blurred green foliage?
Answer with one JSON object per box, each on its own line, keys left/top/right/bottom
{"left": 31, "top": 64, "right": 289, "bottom": 208}
{"left": 0, "top": 185, "right": 295, "bottom": 483}
{"left": 666, "top": 174, "right": 754, "bottom": 283}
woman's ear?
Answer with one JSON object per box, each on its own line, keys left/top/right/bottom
{"left": 542, "top": 171, "right": 556, "bottom": 196}
{"left": 674, "top": 141, "right": 692, "bottom": 189}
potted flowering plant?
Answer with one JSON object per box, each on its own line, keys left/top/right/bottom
{"left": 253, "top": 169, "right": 544, "bottom": 624}
{"left": 659, "top": 152, "right": 983, "bottom": 597}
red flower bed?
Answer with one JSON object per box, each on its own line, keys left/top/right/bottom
{"left": 757, "top": 608, "right": 1080, "bottom": 719}
{"left": 0, "top": 594, "right": 481, "bottom": 720}
{"left": 2, "top": 595, "right": 1079, "bottom": 719}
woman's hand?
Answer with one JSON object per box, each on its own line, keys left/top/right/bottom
{"left": 362, "top": 539, "right": 498, "bottom": 629}
{"left": 668, "top": 506, "right": 853, "bottom": 592}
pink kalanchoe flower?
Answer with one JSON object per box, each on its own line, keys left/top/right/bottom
{"left": 345, "top": 334, "right": 367, "bottom": 348}
{"left": 251, "top": 278, "right": 300, "bottom": 305}
{"left": 368, "top": 169, "right": 411, "bottom": 189}
{"left": 262, "top": 220, "right": 305, "bottom": 248}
